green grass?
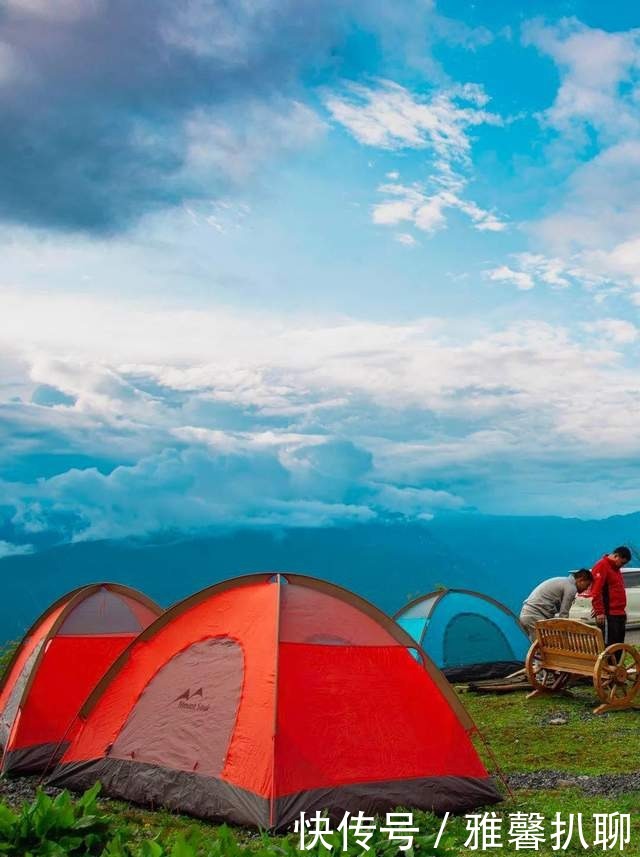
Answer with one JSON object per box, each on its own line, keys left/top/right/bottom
{"left": 447, "top": 789, "right": 640, "bottom": 855}
{"left": 0, "top": 641, "right": 18, "bottom": 677}
{"left": 454, "top": 684, "right": 640, "bottom": 853}
{"left": 463, "top": 683, "right": 640, "bottom": 773}
{"left": 110, "top": 789, "right": 640, "bottom": 856}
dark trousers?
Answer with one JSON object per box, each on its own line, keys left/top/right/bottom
{"left": 605, "top": 615, "right": 626, "bottom": 659}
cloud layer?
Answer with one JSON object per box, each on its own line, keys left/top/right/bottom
{"left": 2, "top": 289, "right": 640, "bottom": 549}
{"left": 0, "top": 0, "right": 345, "bottom": 232}
{"left": 508, "top": 19, "right": 640, "bottom": 303}
{"left": 0, "top": 0, "right": 492, "bottom": 235}
{"left": 3, "top": 7, "right": 640, "bottom": 555}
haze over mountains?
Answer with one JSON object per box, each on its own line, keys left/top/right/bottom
{"left": 1, "top": 511, "right": 638, "bottom": 643}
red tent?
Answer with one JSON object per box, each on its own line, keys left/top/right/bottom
{"left": 51, "top": 573, "right": 500, "bottom": 828}
{"left": 0, "top": 583, "right": 161, "bottom": 775}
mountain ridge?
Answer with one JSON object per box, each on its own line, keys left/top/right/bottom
{"left": 1, "top": 511, "right": 638, "bottom": 642}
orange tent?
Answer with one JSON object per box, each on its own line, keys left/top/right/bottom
{"left": 51, "top": 573, "right": 500, "bottom": 828}
{"left": 0, "top": 583, "right": 161, "bottom": 775}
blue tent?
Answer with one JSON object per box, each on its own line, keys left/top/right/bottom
{"left": 394, "top": 589, "right": 530, "bottom": 681}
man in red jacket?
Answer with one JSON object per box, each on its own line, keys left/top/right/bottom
{"left": 590, "top": 546, "right": 632, "bottom": 648}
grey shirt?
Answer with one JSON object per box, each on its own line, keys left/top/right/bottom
{"left": 521, "top": 575, "right": 578, "bottom": 620}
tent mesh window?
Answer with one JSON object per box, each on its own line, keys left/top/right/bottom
{"left": 398, "top": 595, "right": 439, "bottom": 620}
{"left": 442, "top": 612, "right": 513, "bottom": 668}
{"left": 57, "top": 589, "right": 157, "bottom": 636}
{"left": 110, "top": 637, "right": 244, "bottom": 777}
{"left": 280, "top": 584, "right": 402, "bottom": 647}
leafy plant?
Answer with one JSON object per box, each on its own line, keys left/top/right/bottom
{"left": 0, "top": 642, "right": 18, "bottom": 682}
{"left": 0, "top": 782, "right": 111, "bottom": 856}
{"left": 0, "top": 785, "right": 459, "bottom": 857}
{"left": 100, "top": 817, "right": 457, "bottom": 857}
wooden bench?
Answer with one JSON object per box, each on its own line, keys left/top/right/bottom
{"left": 526, "top": 618, "right": 640, "bottom": 714}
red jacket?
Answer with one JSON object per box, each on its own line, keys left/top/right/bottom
{"left": 590, "top": 555, "right": 627, "bottom": 617}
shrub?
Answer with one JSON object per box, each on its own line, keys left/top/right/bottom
{"left": 0, "top": 782, "right": 111, "bottom": 856}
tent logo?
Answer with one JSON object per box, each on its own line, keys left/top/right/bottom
{"left": 174, "top": 687, "right": 209, "bottom": 712}
{"left": 174, "top": 687, "right": 203, "bottom": 702}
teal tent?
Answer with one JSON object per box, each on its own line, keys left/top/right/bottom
{"left": 394, "top": 589, "right": 529, "bottom": 681}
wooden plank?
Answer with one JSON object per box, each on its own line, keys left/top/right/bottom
{"left": 541, "top": 656, "right": 594, "bottom": 676}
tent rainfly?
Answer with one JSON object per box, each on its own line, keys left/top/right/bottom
{"left": 394, "top": 588, "right": 530, "bottom": 681}
{"left": 50, "top": 573, "right": 501, "bottom": 829}
{"left": 0, "top": 583, "right": 162, "bottom": 775}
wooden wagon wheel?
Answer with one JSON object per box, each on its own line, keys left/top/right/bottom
{"left": 594, "top": 644, "right": 640, "bottom": 711}
{"left": 526, "top": 640, "right": 570, "bottom": 692}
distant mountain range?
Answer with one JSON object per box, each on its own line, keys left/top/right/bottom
{"left": 1, "top": 511, "right": 639, "bottom": 642}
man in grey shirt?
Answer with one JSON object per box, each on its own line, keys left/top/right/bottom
{"left": 520, "top": 569, "right": 593, "bottom": 640}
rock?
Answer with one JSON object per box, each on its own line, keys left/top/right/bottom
{"left": 547, "top": 716, "right": 568, "bottom": 725}
{"left": 508, "top": 770, "right": 640, "bottom": 797}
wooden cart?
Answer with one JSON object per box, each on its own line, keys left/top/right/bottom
{"left": 526, "top": 618, "right": 640, "bottom": 715}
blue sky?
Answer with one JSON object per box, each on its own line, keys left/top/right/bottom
{"left": 2, "top": 0, "right": 640, "bottom": 554}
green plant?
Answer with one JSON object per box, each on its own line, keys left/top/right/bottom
{"left": 262, "top": 812, "right": 457, "bottom": 857}
{"left": 0, "top": 782, "right": 111, "bottom": 856}
{"left": 102, "top": 832, "right": 227, "bottom": 857}
{"left": 100, "top": 817, "right": 458, "bottom": 857}
{"left": 0, "top": 642, "right": 18, "bottom": 681}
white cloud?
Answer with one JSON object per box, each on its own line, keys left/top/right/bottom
{"left": 485, "top": 252, "right": 612, "bottom": 294}
{"left": 525, "top": 167, "right": 640, "bottom": 299}
{"left": 533, "top": 142, "right": 640, "bottom": 254}
{"left": 5, "top": 445, "right": 378, "bottom": 541}
{"left": 374, "top": 181, "right": 506, "bottom": 236}
{"left": 326, "top": 80, "right": 506, "bottom": 239}
{"left": 325, "top": 80, "right": 500, "bottom": 160}
{"left": 4, "top": 289, "right": 640, "bottom": 527}
{"left": 519, "top": 21, "right": 640, "bottom": 304}
{"left": 0, "top": 541, "right": 33, "bottom": 560}
{"left": 516, "top": 253, "right": 571, "bottom": 287}
{"left": 486, "top": 265, "right": 534, "bottom": 291}
{"left": 395, "top": 232, "right": 417, "bottom": 246}
{"left": 453, "top": 195, "right": 507, "bottom": 232}
{"left": 586, "top": 236, "right": 640, "bottom": 285}
{"left": 0, "top": 289, "right": 628, "bottom": 418}
{"left": 372, "top": 484, "right": 464, "bottom": 518}
{"left": 523, "top": 19, "right": 640, "bottom": 141}
{"left": 373, "top": 192, "right": 420, "bottom": 226}
{"left": 583, "top": 319, "right": 638, "bottom": 345}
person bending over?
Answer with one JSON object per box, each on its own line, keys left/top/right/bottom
{"left": 519, "top": 569, "right": 593, "bottom": 641}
